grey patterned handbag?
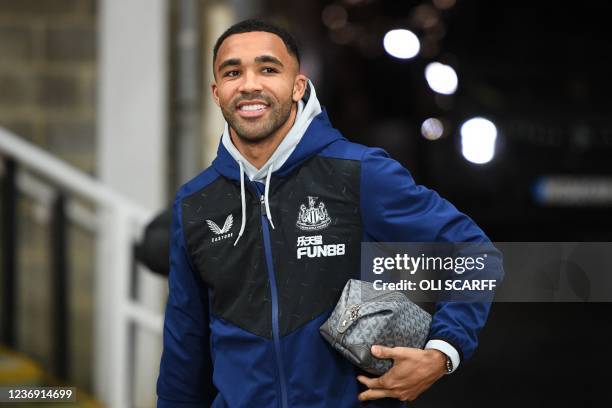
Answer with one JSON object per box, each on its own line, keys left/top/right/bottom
{"left": 319, "top": 279, "right": 432, "bottom": 375}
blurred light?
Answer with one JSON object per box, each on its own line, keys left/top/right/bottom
{"left": 322, "top": 5, "right": 348, "bottom": 30}
{"left": 425, "top": 22, "right": 446, "bottom": 40}
{"left": 383, "top": 29, "right": 420, "bottom": 59}
{"left": 460, "top": 117, "right": 497, "bottom": 164}
{"left": 533, "top": 176, "right": 612, "bottom": 206}
{"left": 425, "top": 62, "right": 458, "bottom": 95}
{"left": 433, "top": 0, "right": 456, "bottom": 10}
{"left": 330, "top": 24, "right": 357, "bottom": 45}
{"left": 421, "top": 118, "right": 444, "bottom": 140}
{"left": 411, "top": 4, "right": 439, "bottom": 29}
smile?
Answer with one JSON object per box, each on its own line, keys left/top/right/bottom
{"left": 240, "top": 104, "right": 267, "bottom": 111}
{"left": 236, "top": 101, "right": 270, "bottom": 118}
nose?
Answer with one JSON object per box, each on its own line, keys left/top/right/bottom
{"left": 238, "top": 69, "right": 263, "bottom": 94}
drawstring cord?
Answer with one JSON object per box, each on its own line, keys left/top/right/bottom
{"left": 234, "top": 161, "right": 246, "bottom": 246}
{"left": 233, "top": 160, "right": 275, "bottom": 246}
{"left": 264, "top": 164, "right": 275, "bottom": 230}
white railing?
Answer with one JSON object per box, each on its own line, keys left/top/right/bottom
{"left": 0, "top": 127, "right": 164, "bottom": 407}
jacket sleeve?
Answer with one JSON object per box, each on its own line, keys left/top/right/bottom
{"left": 157, "top": 195, "right": 216, "bottom": 407}
{"left": 360, "top": 147, "right": 504, "bottom": 362}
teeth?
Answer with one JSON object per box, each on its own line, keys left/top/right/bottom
{"left": 240, "top": 104, "right": 266, "bottom": 111}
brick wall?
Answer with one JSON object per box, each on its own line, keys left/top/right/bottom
{"left": 0, "top": 0, "right": 97, "bottom": 393}
{"left": 0, "top": 0, "right": 97, "bottom": 173}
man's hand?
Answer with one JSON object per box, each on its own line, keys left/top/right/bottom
{"left": 357, "top": 345, "right": 447, "bottom": 402}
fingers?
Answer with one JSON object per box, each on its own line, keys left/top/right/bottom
{"left": 371, "top": 345, "right": 394, "bottom": 359}
{"left": 357, "top": 374, "right": 414, "bottom": 402}
{"left": 358, "top": 388, "right": 394, "bottom": 401}
{"left": 359, "top": 347, "right": 439, "bottom": 403}
{"left": 372, "top": 345, "right": 422, "bottom": 361}
{"left": 371, "top": 344, "right": 406, "bottom": 360}
{"left": 357, "top": 373, "right": 398, "bottom": 394}
{"left": 357, "top": 375, "right": 383, "bottom": 389}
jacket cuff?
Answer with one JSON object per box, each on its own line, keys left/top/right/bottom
{"left": 425, "top": 339, "right": 460, "bottom": 374}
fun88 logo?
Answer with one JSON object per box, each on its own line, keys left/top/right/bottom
{"left": 296, "top": 235, "right": 345, "bottom": 260}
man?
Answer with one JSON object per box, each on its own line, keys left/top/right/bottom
{"left": 157, "top": 19, "right": 500, "bottom": 407}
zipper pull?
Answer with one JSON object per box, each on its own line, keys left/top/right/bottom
{"left": 260, "top": 195, "right": 266, "bottom": 217}
{"left": 341, "top": 305, "right": 360, "bottom": 328}
{"left": 349, "top": 305, "right": 360, "bottom": 321}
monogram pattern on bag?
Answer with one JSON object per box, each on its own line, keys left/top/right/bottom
{"left": 321, "top": 279, "right": 432, "bottom": 375}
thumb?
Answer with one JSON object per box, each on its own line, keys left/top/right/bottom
{"left": 371, "top": 345, "right": 396, "bottom": 360}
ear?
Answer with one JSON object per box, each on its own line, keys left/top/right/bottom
{"left": 292, "top": 74, "right": 308, "bottom": 103}
{"left": 211, "top": 81, "right": 220, "bottom": 107}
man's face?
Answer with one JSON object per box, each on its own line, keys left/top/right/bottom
{"left": 212, "top": 31, "right": 306, "bottom": 142}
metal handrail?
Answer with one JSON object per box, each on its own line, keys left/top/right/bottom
{"left": 0, "top": 128, "right": 152, "bottom": 224}
{"left": 0, "top": 127, "right": 164, "bottom": 407}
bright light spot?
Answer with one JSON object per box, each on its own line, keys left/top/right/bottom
{"left": 421, "top": 118, "right": 444, "bottom": 140}
{"left": 425, "top": 62, "right": 458, "bottom": 95}
{"left": 460, "top": 117, "right": 497, "bottom": 164}
{"left": 383, "top": 29, "right": 420, "bottom": 59}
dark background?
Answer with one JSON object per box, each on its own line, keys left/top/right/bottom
{"left": 264, "top": 1, "right": 612, "bottom": 406}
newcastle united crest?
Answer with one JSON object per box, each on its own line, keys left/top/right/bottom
{"left": 296, "top": 196, "right": 332, "bottom": 231}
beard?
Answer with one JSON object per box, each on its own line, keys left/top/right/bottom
{"left": 221, "top": 92, "right": 293, "bottom": 142}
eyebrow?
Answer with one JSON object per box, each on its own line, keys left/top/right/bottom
{"left": 218, "top": 58, "right": 241, "bottom": 72}
{"left": 218, "top": 55, "right": 285, "bottom": 72}
{"left": 255, "top": 55, "right": 284, "bottom": 67}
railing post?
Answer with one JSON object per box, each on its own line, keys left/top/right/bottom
{"left": 97, "top": 207, "right": 133, "bottom": 408}
{"left": 51, "top": 193, "right": 69, "bottom": 379}
{"left": 1, "top": 157, "right": 17, "bottom": 347}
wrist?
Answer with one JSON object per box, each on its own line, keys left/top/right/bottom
{"left": 424, "top": 339, "right": 460, "bottom": 374}
{"left": 424, "top": 349, "right": 447, "bottom": 376}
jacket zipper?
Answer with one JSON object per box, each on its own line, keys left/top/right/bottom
{"left": 258, "top": 192, "right": 289, "bottom": 408}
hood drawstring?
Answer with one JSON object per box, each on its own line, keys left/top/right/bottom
{"left": 233, "top": 161, "right": 275, "bottom": 246}
{"left": 234, "top": 161, "right": 247, "bottom": 246}
{"left": 264, "top": 164, "right": 275, "bottom": 230}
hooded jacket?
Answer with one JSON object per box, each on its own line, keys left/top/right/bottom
{"left": 157, "top": 82, "right": 502, "bottom": 407}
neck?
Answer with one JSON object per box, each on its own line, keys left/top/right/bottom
{"left": 230, "top": 102, "right": 297, "bottom": 169}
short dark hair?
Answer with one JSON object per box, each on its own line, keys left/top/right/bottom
{"left": 213, "top": 19, "right": 300, "bottom": 67}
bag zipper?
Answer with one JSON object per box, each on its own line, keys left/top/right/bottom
{"left": 339, "top": 290, "right": 407, "bottom": 329}
{"left": 337, "top": 291, "right": 406, "bottom": 349}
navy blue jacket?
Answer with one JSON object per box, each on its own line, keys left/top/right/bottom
{"left": 157, "top": 109, "right": 502, "bottom": 407}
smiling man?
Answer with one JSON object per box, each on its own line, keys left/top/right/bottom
{"left": 213, "top": 32, "right": 305, "bottom": 149}
{"left": 157, "top": 19, "right": 500, "bottom": 407}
